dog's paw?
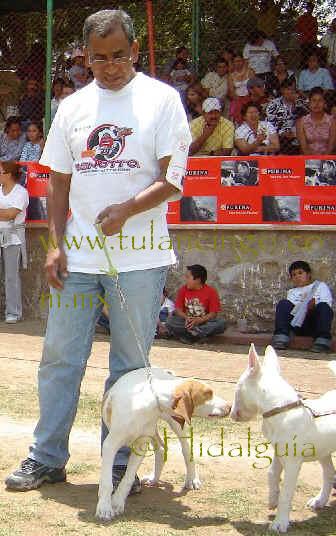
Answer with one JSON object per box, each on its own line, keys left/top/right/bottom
{"left": 307, "top": 496, "right": 327, "bottom": 510}
{"left": 95, "top": 500, "right": 114, "bottom": 521}
{"left": 270, "top": 518, "right": 290, "bottom": 533}
{"left": 268, "top": 499, "right": 278, "bottom": 510}
{"left": 184, "top": 477, "right": 201, "bottom": 490}
{"left": 110, "top": 495, "right": 125, "bottom": 517}
{"left": 142, "top": 474, "right": 160, "bottom": 487}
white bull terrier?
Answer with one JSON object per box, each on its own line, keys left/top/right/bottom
{"left": 230, "top": 344, "right": 336, "bottom": 533}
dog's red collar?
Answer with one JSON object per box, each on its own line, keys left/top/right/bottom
{"left": 263, "top": 399, "right": 303, "bottom": 419}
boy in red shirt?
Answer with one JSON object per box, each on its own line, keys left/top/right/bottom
{"left": 166, "top": 264, "right": 225, "bottom": 343}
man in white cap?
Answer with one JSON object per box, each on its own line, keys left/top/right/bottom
{"left": 189, "top": 97, "right": 234, "bottom": 156}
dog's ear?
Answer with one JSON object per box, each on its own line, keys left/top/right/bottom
{"left": 264, "top": 345, "right": 281, "bottom": 374}
{"left": 171, "top": 387, "right": 194, "bottom": 428}
{"left": 189, "top": 381, "right": 213, "bottom": 407}
{"left": 248, "top": 343, "right": 261, "bottom": 376}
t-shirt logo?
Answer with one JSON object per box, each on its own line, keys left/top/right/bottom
{"left": 84, "top": 123, "right": 133, "bottom": 161}
{"left": 185, "top": 297, "right": 206, "bottom": 317}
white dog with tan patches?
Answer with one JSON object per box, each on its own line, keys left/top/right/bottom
{"left": 96, "top": 367, "right": 230, "bottom": 521}
{"left": 230, "top": 344, "right": 336, "bottom": 533}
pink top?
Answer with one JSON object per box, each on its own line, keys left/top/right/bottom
{"left": 302, "top": 113, "right": 333, "bottom": 154}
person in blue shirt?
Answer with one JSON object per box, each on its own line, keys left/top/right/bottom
{"left": 20, "top": 122, "right": 44, "bottom": 162}
{"left": 298, "top": 52, "right": 334, "bottom": 93}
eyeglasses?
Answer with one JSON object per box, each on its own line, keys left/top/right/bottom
{"left": 88, "top": 55, "right": 132, "bottom": 66}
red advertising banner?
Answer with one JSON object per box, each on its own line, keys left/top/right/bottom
{"left": 23, "top": 157, "right": 336, "bottom": 226}
{"left": 21, "top": 161, "right": 49, "bottom": 224}
{"left": 167, "top": 156, "right": 336, "bottom": 227}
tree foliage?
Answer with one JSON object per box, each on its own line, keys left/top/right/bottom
{"left": 0, "top": 0, "right": 334, "bottom": 73}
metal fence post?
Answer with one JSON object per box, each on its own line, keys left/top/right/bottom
{"left": 192, "top": 0, "right": 200, "bottom": 75}
{"left": 45, "top": 0, "right": 53, "bottom": 133}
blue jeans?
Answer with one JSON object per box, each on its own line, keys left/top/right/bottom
{"left": 29, "top": 266, "right": 168, "bottom": 468}
{"left": 274, "top": 299, "right": 333, "bottom": 340}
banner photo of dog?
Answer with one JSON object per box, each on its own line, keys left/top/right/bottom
{"left": 166, "top": 155, "right": 336, "bottom": 226}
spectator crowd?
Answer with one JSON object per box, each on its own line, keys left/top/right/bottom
{"left": 162, "top": 5, "right": 336, "bottom": 157}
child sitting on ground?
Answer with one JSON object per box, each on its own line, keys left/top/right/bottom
{"left": 166, "top": 264, "right": 225, "bottom": 343}
{"left": 156, "top": 287, "right": 175, "bottom": 338}
{"left": 272, "top": 260, "right": 333, "bottom": 353}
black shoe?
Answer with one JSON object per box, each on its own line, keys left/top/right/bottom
{"left": 5, "top": 458, "right": 66, "bottom": 491}
{"left": 112, "top": 465, "right": 141, "bottom": 495}
{"left": 311, "top": 343, "right": 330, "bottom": 353}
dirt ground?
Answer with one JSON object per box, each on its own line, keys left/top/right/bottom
{"left": 0, "top": 320, "right": 335, "bottom": 536}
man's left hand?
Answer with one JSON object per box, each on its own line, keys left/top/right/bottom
{"left": 96, "top": 202, "right": 132, "bottom": 236}
{"left": 186, "top": 317, "right": 203, "bottom": 329}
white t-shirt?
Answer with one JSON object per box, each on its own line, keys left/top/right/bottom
{"left": 0, "top": 184, "right": 29, "bottom": 229}
{"left": 201, "top": 71, "right": 228, "bottom": 99}
{"left": 161, "top": 296, "right": 175, "bottom": 314}
{"left": 40, "top": 73, "right": 191, "bottom": 274}
{"left": 287, "top": 281, "right": 332, "bottom": 308}
{"left": 321, "top": 31, "right": 336, "bottom": 66}
{"left": 235, "top": 120, "right": 277, "bottom": 155}
{"left": 243, "top": 39, "right": 279, "bottom": 74}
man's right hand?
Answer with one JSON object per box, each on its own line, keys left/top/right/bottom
{"left": 45, "top": 247, "right": 68, "bottom": 289}
{"left": 203, "top": 122, "right": 217, "bottom": 138}
{"left": 256, "top": 131, "right": 266, "bottom": 144}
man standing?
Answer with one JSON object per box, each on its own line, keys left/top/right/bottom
{"left": 5, "top": 9, "right": 191, "bottom": 493}
{"left": 321, "top": 18, "right": 336, "bottom": 85}
{"left": 295, "top": 2, "right": 318, "bottom": 66}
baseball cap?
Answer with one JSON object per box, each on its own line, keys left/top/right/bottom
{"left": 202, "top": 97, "right": 222, "bottom": 113}
{"left": 246, "top": 77, "right": 265, "bottom": 90}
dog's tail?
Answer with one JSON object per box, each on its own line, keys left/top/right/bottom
{"left": 329, "top": 361, "right": 336, "bottom": 376}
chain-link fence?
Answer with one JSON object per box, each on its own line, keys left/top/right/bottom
{"left": 0, "top": 0, "right": 335, "bottom": 158}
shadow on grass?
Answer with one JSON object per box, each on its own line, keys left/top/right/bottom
{"left": 38, "top": 481, "right": 228, "bottom": 530}
{"left": 232, "top": 498, "right": 336, "bottom": 535}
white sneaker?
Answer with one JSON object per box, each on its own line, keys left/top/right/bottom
{"left": 5, "top": 315, "right": 18, "bottom": 324}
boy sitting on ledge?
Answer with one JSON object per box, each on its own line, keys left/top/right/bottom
{"left": 272, "top": 260, "right": 333, "bottom": 353}
{"left": 166, "top": 264, "right": 225, "bottom": 343}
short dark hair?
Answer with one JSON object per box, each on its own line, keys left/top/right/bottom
{"left": 27, "top": 121, "right": 44, "bottom": 137}
{"left": 288, "top": 261, "right": 311, "bottom": 275}
{"left": 62, "top": 79, "right": 75, "bottom": 90}
{"left": 83, "top": 9, "right": 135, "bottom": 47}
{"left": 187, "top": 264, "right": 207, "bottom": 284}
{"left": 248, "top": 30, "right": 266, "bottom": 44}
{"left": 1, "top": 160, "right": 21, "bottom": 182}
{"left": 309, "top": 86, "right": 325, "bottom": 100}
{"left": 176, "top": 46, "right": 188, "bottom": 55}
{"left": 241, "top": 102, "right": 263, "bottom": 118}
{"left": 215, "top": 58, "right": 228, "bottom": 67}
{"left": 280, "top": 79, "right": 296, "bottom": 90}
{"left": 5, "top": 116, "right": 21, "bottom": 133}
{"left": 172, "top": 58, "right": 187, "bottom": 70}
{"left": 52, "top": 77, "right": 65, "bottom": 87}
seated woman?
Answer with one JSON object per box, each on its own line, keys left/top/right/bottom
{"left": 169, "top": 58, "right": 193, "bottom": 102}
{"left": 0, "top": 117, "right": 26, "bottom": 161}
{"left": 235, "top": 102, "right": 280, "bottom": 155}
{"left": 0, "top": 161, "right": 29, "bottom": 323}
{"left": 298, "top": 53, "right": 334, "bottom": 93}
{"left": 296, "top": 87, "right": 336, "bottom": 155}
{"left": 265, "top": 55, "right": 296, "bottom": 98}
{"left": 20, "top": 121, "right": 44, "bottom": 162}
{"left": 185, "top": 81, "right": 206, "bottom": 121}
{"left": 228, "top": 54, "right": 254, "bottom": 121}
